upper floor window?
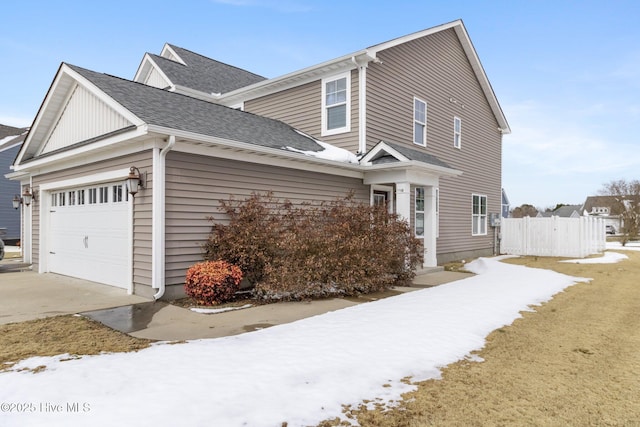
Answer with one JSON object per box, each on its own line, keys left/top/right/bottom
{"left": 414, "top": 97, "right": 427, "bottom": 146}
{"left": 321, "top": 72, "right": 350, "bottom": 136}
{"left": 454, "top": 116, "right": 462, "bottom": 149}
{"left": 472, "top": 194, "right": 487, "bottom": 236}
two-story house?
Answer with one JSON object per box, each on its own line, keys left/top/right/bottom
{"left": 10, "top": 20, "right": 509, "bottom": 298}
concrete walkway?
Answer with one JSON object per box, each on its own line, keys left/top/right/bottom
{"left": 1, "top": 264, "right": 472, "bottom": 341}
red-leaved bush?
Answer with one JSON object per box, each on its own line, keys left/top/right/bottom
{"left": 184, "top": 260, "right": 243, "bottom": 305}
{"left": 203, "top": 192, "right": 423, "bottom": 302}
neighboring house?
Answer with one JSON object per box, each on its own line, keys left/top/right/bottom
{"left": 581, "top": 195, "right": 626, "bottom": 232}
{"left": 537, "top": 204, "right": 581, "bottom": 218}
{"left": 501, "top": 188, "right": 510, "bottom": 219}
{"left": 10, "top": 19, "right": 510, "bottom": 298}
{"left": 0, "top": 124, "right": 28, "bottom": 243}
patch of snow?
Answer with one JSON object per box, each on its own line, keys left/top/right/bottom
{"left": 560, "top": 251, "right": 628, "bottom": 264}
{"left": 286, "top": 131, "right": 359, "bottom": 163}
{"left": 190, "top": 304, "right": 252, "bottom": 314}
{"left": 606, "top": 241, "right": 640, "bottom": 251}
{"left": 0, "top": 257, "right": 588, "bottom": 427}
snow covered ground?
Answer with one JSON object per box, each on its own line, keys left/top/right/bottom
{"left": 0, "top": 256, "right": 592, "bottom": 427}
{"left": 606, "top": 241, "right": 640, "bottom": 252}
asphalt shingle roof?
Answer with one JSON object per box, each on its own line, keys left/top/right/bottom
{"left": 380, "top": 141, "right": 454, "bottom": 170}
{"left": 69, "top": 64, "right": 322, "bottom": 153}
{"left": 151, "top": 45, "right": 266, "bottom": 95}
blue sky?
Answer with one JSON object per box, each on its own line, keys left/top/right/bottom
{"left": 1, "top": 0, "right": 638, "bottom": 209}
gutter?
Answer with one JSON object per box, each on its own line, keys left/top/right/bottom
{"left": 152, "top": 135, "right": 175, "bottom": 300}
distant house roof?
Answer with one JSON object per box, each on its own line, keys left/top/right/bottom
{"left": 0, "top": 125, "right": 28, "bottom": 153}
{"left": 553, "top": 205, "right": 582, "bottom": 218}
{"left": 582, "top": 195, "right": 628, "bottom": 216}
{"left": 0, "top": 124, "right": 27, "bottom": 140}
{"left": 146, "top": 44, "right": 266, "bottom": 95}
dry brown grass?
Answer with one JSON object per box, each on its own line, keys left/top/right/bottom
{"left": 334, "top": 250, "right": 640, "bottom": 426}
{"left": 2, "top": 251, "right": 639, "bottom": 425}
{"left": 0, "top": 315, "right": 153, "bottom": 371}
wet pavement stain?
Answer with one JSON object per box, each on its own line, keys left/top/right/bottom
{"left": 81, "top": 301, "right": 168, "bottom": 333}
{"left": 243, "top": 323, "right": 274, "bottom": 332}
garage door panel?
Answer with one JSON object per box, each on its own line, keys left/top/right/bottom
{"left": 47, "top": 184, "right": 130, "bottom": 289}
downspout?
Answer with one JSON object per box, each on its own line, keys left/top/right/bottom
{"left": 352, "top": 56, "right": 368, "bottom": 155}
{"left": 152, "top": 135, "right": 175, "bottom": 300}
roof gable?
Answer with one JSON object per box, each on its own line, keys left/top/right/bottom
{"left": 361, "top": 140, "right": 460, "bottom": 177}
{"left": 134, "top": 43, "right": 266, "bottom": 98}
{"left": 16, "top": 64, "right": 142, "bottom": 165}
{"left": 220, "top": 20, "right": 509, "bottom": 134}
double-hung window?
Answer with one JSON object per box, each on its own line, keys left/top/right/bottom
{"left": 322, "top": 72, "right": 350, "bottom": 135}
{"left": 454, "top": 116, "right": 462, "bottom": 149}
{"left": 414, "top": 97, "right": 427, "bottom": 146}
{"left": 415, "top": 187, "right": 425, "bottom": 237}
{"left": 472, "top": 194, "right": 487, "bottom": 236}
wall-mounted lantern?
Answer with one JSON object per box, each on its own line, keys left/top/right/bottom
{"left": 125, "top": 166, "right": 146, "bottom": 197}
{"left": 12, "top": 186, "right": 37, "bottom": 209}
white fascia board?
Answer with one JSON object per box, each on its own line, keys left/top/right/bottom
{"left": 146, "top": 125, "right": 365, "bottom": 179}
{"left": 133, "top": 54, "right": 175, "bottom": 89}
{"left": 64, "top": 64, "right": 145, "bottom": 127}
{"left": 367, "top": 19, "right": 510, "bottom": 135}
{"left": 173, "top": 84, "right": 219, "bottom": 102}
{"left": 160, "top": 44, "right": 186, "bottom": 65}
{"left": 360, "top": 141, "right": 411, "bottom": 164}
{"left": 366, "top": 20, "right": 463, "bottom": 56}
{"left": 12, "top": 126, "right": 151, "bottom": 175}
{"left": 4, "top": 170, "right": 29, "bottom": 180}
{"left": 219, "top": 50, "right": 374, "bottom": 105}
{"left": 15, "top": 64, "right": 71, "bottom": 166}
{"left": 452, "top": 25, "right": 510, "bottom": 134}
{"left": 364, "top": 160, "right": 462, "bottom": 179}
{"left": 16, "top": 64, "right": 146, "bottom": 167}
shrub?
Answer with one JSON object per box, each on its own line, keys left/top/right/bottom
{"left": 203, "top": 192, "right": 423, "bottom": 302}
{"left": 184, "top": 260, "right": 243, "bottom": 305}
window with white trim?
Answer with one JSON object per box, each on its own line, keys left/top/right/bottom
{"left": 77, "top": 189, "right": 85, "bottom": 205}
{"left": 68, "top": 190, "right": 76, "bottom": 206}
{"left": 51, "top": 193, "right": 58, "bottom": 207}
{"left": 472, "top": 194, "right": 487, "bottom": 236}
{"left": 88, "top": 188, "right": 97, "bottom": 204}
{"left": 59, "top": 192, "right": 66, "bottom": 207}
{"left": 113, "top": 184, "right": 125, "bottom": 203}
{"left": 454, "top": 116, "right": 461, "bottom": 149}
{"left": 415, "top": 187, "right": 425, "bottom": 237}
{"left": 414, "top": 97, "right": 427, "bottom": 146}
{"left": 99, "top": 186, "right": 109, "bottom": 204}
{"left": 321, "top": 72, "right": 350, "bottom": 135}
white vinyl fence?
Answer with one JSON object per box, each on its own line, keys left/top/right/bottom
{"left": 501, "top": 216, "right": 606, "bottom": 258}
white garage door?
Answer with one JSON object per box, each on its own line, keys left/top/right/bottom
{"left": 48, "top": 182, "right": 130, "bottom": 288}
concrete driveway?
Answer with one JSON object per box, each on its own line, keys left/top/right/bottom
{"left": 1, "top": 259, "right": 472, "bottom": 341}
{"left": 0, "top": 270, "right": 148, "bottom": 325}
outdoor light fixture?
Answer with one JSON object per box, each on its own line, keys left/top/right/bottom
{"left": 12, "top": 194, "right": 22, "bottom": 209}
{"left": 125, "top": 166, "right": 146, "bottom": 197}
{"left": 22, "top": 186, "right": 35, "bottom": 206}
{"left": 12, "top": 187, "right": 36, "bottom": 209}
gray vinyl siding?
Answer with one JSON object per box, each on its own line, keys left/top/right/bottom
{"left": 164, "top": 151, "right": 369, "bottom": 287}
{"left": 244, "top": 69, "right": 360, "bottom": 152}
{"left": 367, "top": 28, "right": 502, "bottom": 261}
{"left": 30, "top": 150, "right": 153, "bottom": 287}
{"left": 0, "top": 145, "right": 21, "bottom": 240}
